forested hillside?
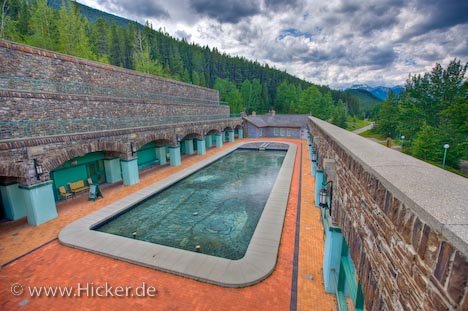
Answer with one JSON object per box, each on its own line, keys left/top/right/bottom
{"left": 47, "top": 0, "right": 131, "bottom": 25}
{"left": 0, "top": 0, "right": 361, "bottom": 127}
{"left": 374, "top": 60, "right": 467, "bottom": 171}
{"left": 344, "top": 89, "right": 382, "bottom": 117}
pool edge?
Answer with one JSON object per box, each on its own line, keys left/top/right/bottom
{"left": 59, "top": 140, "right": 297, "bottom": 288}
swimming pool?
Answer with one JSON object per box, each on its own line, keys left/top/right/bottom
{"left": 59, "top": 142, "right": 296, "bottom": 287}
{"left": 94, "top": 149, "right": 286, "bottom": 260}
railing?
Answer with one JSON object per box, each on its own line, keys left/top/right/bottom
{"left": 0, "top": 114, "right": 241, "bottom": 140}
{"left": 0, "top": 75, "right": 228, "bottom": 106}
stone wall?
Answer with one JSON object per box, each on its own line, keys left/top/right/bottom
{"left": 0, "top": 40, "right": 219, "bottom": 102}
{"left": 309, "top": 117, "right": 468, "bottom": 310}
{"left": 0, "top": 90, "right": 228, "bottom": 121}
{"left": 0, "top": 118, "right": 242, "bottom": 185}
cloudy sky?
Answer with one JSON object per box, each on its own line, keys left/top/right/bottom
{"left": 79, "top": 0, "right": 468, "bottom": 89}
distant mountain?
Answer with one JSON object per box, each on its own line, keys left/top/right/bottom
{"left": 47, "top": 0, "right": 133, "bottom": 26}
{"left": 348, "top": 84, "right": 404, "bottom": 101}
{"left": 344, "top": 89, "right": 382, "bottom": 117}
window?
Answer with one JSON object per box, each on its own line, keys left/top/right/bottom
{"left": 280, "top": 128, "right": 286, "bottom": 136}
{"left": 274, "top": 128, "right": 280, "bottom": 136}
{"left": 287, "top": 129, "right": 292, "bottom": 137}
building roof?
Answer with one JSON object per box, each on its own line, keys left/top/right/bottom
{"left": 243, "top": 114, "right": 309, "bottom": 128}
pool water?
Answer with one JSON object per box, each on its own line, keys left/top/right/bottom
{"left": 94, "top": 149, "right": 286, "bottom": 260}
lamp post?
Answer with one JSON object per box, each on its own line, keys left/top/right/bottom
{"left": 442, "top": 144, "right": 450, "bottom": 169}
{"left": 311, "top": 150, "right": 317, "bottom": 162}
{"left": 130, "top": 142, "right": 137, "bottom": 157}
{"left": 400, "top": 135, "right": 405, "bottom": 149}
{"left": 33, "top": 159, "right": 43, "bottom": 180}
{"left": 319, "top": 181, "right": 333, "bottom": 216}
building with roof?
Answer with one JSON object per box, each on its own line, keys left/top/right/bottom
{"left": 243, "top": 112, "right": 309, "bottom": 139}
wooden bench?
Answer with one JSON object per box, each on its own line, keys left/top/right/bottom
{"left": 68, "top": 180, "right": 89, "bottom": 194}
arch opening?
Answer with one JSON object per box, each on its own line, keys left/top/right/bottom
{"left": 136, "top": 140, "right": 171, "bottom": 171}
{"left": 50, "top": 151, "right": 109, "bottom": 201}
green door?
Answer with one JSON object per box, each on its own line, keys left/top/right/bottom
{"left": 87, "top": 160, "right": 106, "bottom": 184}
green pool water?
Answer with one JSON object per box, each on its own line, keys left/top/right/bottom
{"left": 94, "top": 149, "right": 286, "bottom": 260}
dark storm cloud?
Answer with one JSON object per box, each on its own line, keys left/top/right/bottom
{"left": 303, "top": 47, "right": 347, "bottom": 63}
{"left": 296, "top": 44, "right": 395, "bottom": 68}
{"left": 189, "top": 0, "right": 260, "bottom": 23}
{"left": 355, "top": 46, "right": 397, "bottom": 67}
{"left": 325, "top": 0, "right": 403, "bottom": 36}
{"left": 264, "top": 0, "right": 298, "bottom": 9}
{"left": 96, "top": 0, "right": 169, "bottom": 19}
{"left": 402, "top": 0, "right": 468, "bottom": 39}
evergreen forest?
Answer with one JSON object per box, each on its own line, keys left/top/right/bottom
{"left": 1, "top": 0, "right": 359, "bottom": 128}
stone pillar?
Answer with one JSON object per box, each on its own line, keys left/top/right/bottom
{"left": 156, "top": 146, "right": 167, "bottom": 165}
{"left": 228, "top": 130, "right": 235, "bottom": 142}
{"left": 183, "top": 139, "right": 194, "bottom": 155}
{"left": 215, "top": 134, "right": 223, "bottom": 148}
{"left": 205, "top": 135, "right": 213, "bottom": 148}
{"left": 104, "top": 158, "right": 122, "bottom": 184}
{"left": 120, "top": 158, "right": 140, "bottom": 186}
{"left": 196, "top": 138, "right": 206, "bottom": 155}
{"left": 169, "top": 145, "right": 181, "bottom": 166}
{"left": 238, "top": 128, "right": 243, "bottom": 139}
{"left": 20, "top": 181, "right": 58, "bottom": 226}
{"left": 0, "top": 182, "right": 27, "bottom": 220}
{"left": 323, "top": 227, "right": 344, "bottom": 293}
{"left": 315, "top": 170, "right": 324, "bottom": 207}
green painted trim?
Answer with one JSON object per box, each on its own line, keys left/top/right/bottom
{"left": 19, "top": 181, "right": 53, "bottom": 190}
{"left": 169, "top": 145, "right": 180, "bottom": 149}
{"left": 341, "top": 258, "right": 357, "bottom": 302}
{"left": 120, "top": 158, "right": 138, "bottom": 162}
{"left": 329, "top": 225, "right": 342, "bottom": 233}
{"left": 337, "top": 291, "right": 348, "bottom": 311}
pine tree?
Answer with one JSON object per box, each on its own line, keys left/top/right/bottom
{"left": 56, "top": 1, "right": 94, "bottom": 59}
{"left": 89, "top": 18, "right": 109, "bottom": 61}
{"left": 107, "top": 22, "right": 121, "bottom": 66}
{"left": 133, "top": 29, "right": 164, "bottom": 76}
{"left": 27, "top": 0, "right": 57, "bottom": 50}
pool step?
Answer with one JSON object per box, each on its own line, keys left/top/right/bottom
{"left": 259, "top": 143, "right": 270, "bottom": 151}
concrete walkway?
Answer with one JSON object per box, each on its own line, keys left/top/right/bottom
{"left": 352, "top": 122, "right": 374, "bottom": 134}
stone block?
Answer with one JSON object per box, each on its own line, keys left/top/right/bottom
{"left": 446, "top": 251, "right": 468, "bottom": 305}
{"left": 434, "top": 241, "right": 454, "bottom": 285}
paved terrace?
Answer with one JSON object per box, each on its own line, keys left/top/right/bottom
{"left": 0, "top": 138, "right": 335, "bottom": 310}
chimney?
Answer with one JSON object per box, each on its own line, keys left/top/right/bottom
{"left": 252, "top": 111, "right": 256, "bottom": 116}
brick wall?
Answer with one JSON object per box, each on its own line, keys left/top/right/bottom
{"left": 0, "top": 40, "right": 219, "bottom": 102}
{"left": 309, "top": 118, "right": 468, "bottom": 310}
{"left": 0, "top": 90, "right": 229, "bottom": 122}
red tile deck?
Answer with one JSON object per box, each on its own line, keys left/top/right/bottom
{"left": 0, "top": 139, "right": 335, "bottom": 310}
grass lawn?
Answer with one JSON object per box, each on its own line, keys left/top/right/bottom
{"left": 345, "top": 117, "right": 371, "bottom": 131}
{"left": 359, "top": 129, "right": 402, "bottom": 146}
{"left": 359, "top": 130, "right": 465, "bottom": 177}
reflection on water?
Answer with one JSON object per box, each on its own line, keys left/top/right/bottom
{"left": 95, "top": 149, "right": 286, "bottom": 260}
